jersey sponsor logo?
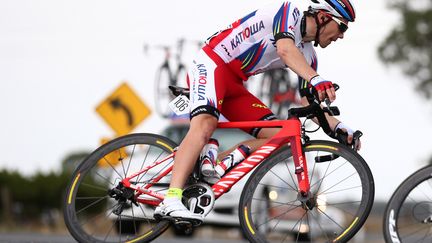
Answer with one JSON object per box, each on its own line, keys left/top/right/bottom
{"left": 213, "top": 145, "right": 277, "bottom": 196}
{"left": 221, "top": 44, "right": 232, "bottom": 57}
{"left": 388, "top": 209, "right": 401, "bottom": 243}
{"left": 196, "top": 63, "right": 208, "bottom": 101}
{"left": 230, "top": 21, "right": 265, "bottom": 50}
{"left": 190, "top": 107, "right": 207, "bottom": 117}
{"left": 252, "top": 103, "right": 268, "bottom": 109}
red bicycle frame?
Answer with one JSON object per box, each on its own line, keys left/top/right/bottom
{"left": 121, "top": 116, "right": 310, "bottom": 204}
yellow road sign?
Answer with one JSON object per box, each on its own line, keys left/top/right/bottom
{"left": 96, "top": 82, "right": 151, "bottom": 135}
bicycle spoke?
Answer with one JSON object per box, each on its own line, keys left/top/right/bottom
{"left": 283, "top": 159, "right": 299, "bottom": 192}
{"left": 269, "top": 166, "right": 298, "bottom": 192}
{"left": 319, "top": 171, "right": 357, "bottom": 195}
{"left": 318, "top": 185, "right": 362, "bottom": 195}
{"left": 76, "top": 196, "right": 110, "bottom": 215}
{"left": 317, "top": 207, "right": 344, "bottom": 230}
{"left": 102, "top": 156, "right": 123, "bottom": 179}
{"left": 138, "top": 203, "right": 154, "bottom": 226}
{"left": 81, "top": 182, "right": 109, "bottom": 193}
{"left": 125, "top": 144, "right": 137, "bottom": 177}
{"left": 310, "top": 159, "right": 347, "bottom": 191}
{"left": 94, "top": 170, "right": 115, "bottom": 187}
{"left": 257, "top": 182, "right": 298, "bottom": 192}
{"left": 308, "top": 210, "right": 331, "bottom": 242}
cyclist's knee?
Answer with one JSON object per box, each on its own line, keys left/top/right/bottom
{"left": 189, "top": 114, "right": 218, "bottom": 142}
{"left": 257, "top": 127, "right": 280, "bottom": 139}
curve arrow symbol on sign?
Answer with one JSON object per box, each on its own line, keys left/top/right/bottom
{"left": 109, "top": 98, "right": 134, "bottom": 126}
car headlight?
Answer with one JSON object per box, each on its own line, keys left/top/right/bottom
{"left": 269, "top": 190, "right": 278, "bottom": 201}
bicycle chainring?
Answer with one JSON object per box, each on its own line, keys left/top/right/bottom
{"left": 182, "top": 183, "right": 215, "bottom": 217}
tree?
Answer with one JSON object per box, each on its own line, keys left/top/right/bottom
{"left": 378, "top": 0, "right": 432, "bottom": 98}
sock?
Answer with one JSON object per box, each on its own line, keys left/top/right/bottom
{"left": 164, "top": 188, "right": 183, "bottom": 203}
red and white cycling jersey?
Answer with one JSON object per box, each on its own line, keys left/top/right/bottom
{"left": 187, "top": 1, "right": 318, "bottom": 136}
{"left": 206, "top": 0, "right": 317, "bottom": 79}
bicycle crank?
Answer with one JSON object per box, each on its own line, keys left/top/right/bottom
{"left": 182, "top": 183, "right": 215, "bottom": 217}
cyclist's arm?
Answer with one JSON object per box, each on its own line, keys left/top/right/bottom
{"left": 276, "top": 39, "right": 317, "bottom": 83}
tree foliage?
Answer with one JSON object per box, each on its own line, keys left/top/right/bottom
{"left": 378, "top": 0, "right": 432, "bottom": 98}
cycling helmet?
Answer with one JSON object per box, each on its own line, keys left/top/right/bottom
{"left": 310, "top": 0, "right": 356, "bottom": 22}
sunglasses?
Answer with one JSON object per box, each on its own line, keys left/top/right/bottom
{"left": 330, "top": 15, "right": 349, "bottom": 33}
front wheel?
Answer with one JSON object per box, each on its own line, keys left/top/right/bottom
{"left": 63, "top": 133, "right": 177, "bottom": 243}
{"left": 383, "top": 165, "right": 432, "bottom": 243}
{"left": 238, "top": 140, "right": 374, "bottom": 243}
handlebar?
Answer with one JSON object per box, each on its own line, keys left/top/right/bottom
{"left": 169, "top": 84, "right": 362, "bottom": 150}
{"left": 288, "top": 83, "right": 362, "bottom": 150}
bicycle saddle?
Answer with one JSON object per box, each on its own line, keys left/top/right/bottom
{"left": 169, "top": 85, "right": 190, "bottom": 98}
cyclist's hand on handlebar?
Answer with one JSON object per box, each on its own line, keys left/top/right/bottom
{"left": 310, "top": 75, "right": 336, "bottom": 102}
{"left": 334, "top": 122, "right": 362, "bottom": 151}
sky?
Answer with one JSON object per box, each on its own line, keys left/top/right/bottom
{"left": 1, "top": 0, "right": 432, "bottom": 201}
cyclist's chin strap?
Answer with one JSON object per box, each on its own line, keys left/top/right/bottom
{"left": 313, "top": 13, "right": 332, "bottom": 47}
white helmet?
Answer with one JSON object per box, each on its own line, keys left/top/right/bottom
{"left": 310, "top": 0, "right": 356, "bottom": 22}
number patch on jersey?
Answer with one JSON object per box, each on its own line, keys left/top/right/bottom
{"left": 169, "top": 95, "right": 190, "bottom": 115}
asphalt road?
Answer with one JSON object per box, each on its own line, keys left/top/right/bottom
{"left": 0, "top": 229, "right": 385, "bottom": 243}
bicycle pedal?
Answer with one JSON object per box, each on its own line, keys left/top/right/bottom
{"left": 173, "top": 218, "right": 202, "bottom": 227}
{"left": 153, "top": 214, "right": 163, "bottom": 221}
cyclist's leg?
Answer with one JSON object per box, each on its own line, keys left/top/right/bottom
{"left": 169, "top": 115, "right": 217, "bottom": 188}
{"left": 155, "top": 49, "right": 228, "bottom": 222}
{"left": 219, "top": 81, "right": 280, "bottom": 158}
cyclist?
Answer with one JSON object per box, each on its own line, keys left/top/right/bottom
{"left": 155, "top": 0, "right": 358, "bottom": 223}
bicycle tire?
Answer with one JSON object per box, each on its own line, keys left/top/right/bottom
{"left": 174, "top": 64, "right": 188, "bottom": 88}
{"left": 238, "top": 140, "right": 374, "bottom": 243}
{"left": 63, "top": 133, "right": 177, "bottom": 243}
{"left": 383, "top": 165, "right": 432, "bottom": 243}
{"left": 155, "top": 64, "right": 175, "bottom": 118}
{"left": 258, "top": 71, "right": 277, "bottom": 109}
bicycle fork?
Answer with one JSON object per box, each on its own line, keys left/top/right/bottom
{"left": 282, "top": 118, "right": 316, "bottom": 210}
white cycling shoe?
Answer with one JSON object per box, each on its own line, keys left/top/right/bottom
{"left": 154, "top": 200, "right": 203, "bottom": 225}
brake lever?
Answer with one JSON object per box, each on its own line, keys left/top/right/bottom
{"left": 335, "top": 129, "right": 363, "bottom": 151}
{"left": 324, "top": 99, "right": 334, "bottom": 116}
{"left": 352, "top": 130, "right": 363, "bottom": 151}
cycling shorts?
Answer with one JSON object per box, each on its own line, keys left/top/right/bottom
{"left": 187, "top": 45, "right": 276, "bottom": 137}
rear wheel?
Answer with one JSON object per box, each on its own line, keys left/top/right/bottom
{"left": 63, "top": 133, "right": 177, "bottom": 243}
{"left": 155, "top": 65, "right": 175, "bottom": 118}
{"left": 383, "top": 165, "right": 432, "bottom": 243}
{"left": 238, "top": 140, "right": 374, "bottom": 243}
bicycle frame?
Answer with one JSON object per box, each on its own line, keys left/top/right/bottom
{"left": 121, "top": 116, "right": 310, "bottom": 205}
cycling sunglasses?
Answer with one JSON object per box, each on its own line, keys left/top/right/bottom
{"left": 330, "top": 15, "right": 348, "bottom": 33}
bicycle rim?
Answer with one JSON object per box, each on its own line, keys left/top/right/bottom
{"left": 239, "top": 140, "right": 374, "bottom": 243}
{"left": 383, "top": 165, "right": 432, "bottom": 243}
{"left": 63, "top": 133, "right": 177, "bottom": 243}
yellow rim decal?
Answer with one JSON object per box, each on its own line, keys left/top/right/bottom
{"left": 244, "top": 206, "right": 256, "bottom": 235}
{"left": 126, "top": 230, "right": 154, "bottom": 243}
{"left": 306, "top": 145, "right": 338, "bottom": 151}
{"left": 333, "top": 217, "right": 358, "bottom": 242}
{"left": 68, "top": 173, "right": 81, "bottom": 204}
{"left": 156, "top": 140, "right": 174, "bottom": 152}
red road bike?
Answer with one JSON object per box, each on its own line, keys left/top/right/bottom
{"left": 63, "top": 85, "right": 374, "bottom": 243}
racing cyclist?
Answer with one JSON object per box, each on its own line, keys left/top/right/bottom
{"left": 154, "top": 0, "right": 359, "bottom": 223}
